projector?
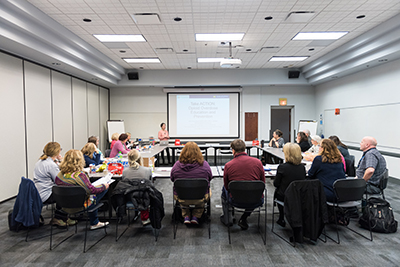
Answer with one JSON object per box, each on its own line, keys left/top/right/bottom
{"left": 220, "top": 58, "right": 242, "bottom": 68}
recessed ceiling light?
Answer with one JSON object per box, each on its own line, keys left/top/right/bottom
{"left": 52, "top": 62, "right": 60, "bottom": 65}
{"left": 83, "top": 18, "right": 92, "bottom": 22}
{"left": 183, "top": 49, "right": 188, "bottom": 52}
{"left": 246, "top": 49, "right": 252, "bottom": 52}
{"left": 195, "top": 33, "right": 245, "bottom": 41}
{"left": 139, "top": 67, "right": 144, "bottom": 69}
{"left": 356, "top": 15, "right": 366, "bottom": 19}
{"left": 123, "top": 58, "right": 161, "bottom": 63}
{"left": 293, "top": 32, "right": 348, "bottom": 40}
{"left": 264, "top": 16, "right": 273, "bottom": 20}
{"left": 119, "top": 50, "right": 126, "bottom": 53}
{"left": 309, "top": 48, "right": 315, "bottom": 51}
{"left": 269, "top": 56, "right": 309, "bottom": 62}
{"left": 187, "top": 67, "right": 192, "bottom": 69}
{"left": 174, "top": 17, "right": 182, "bottom": 22}
{"left": 197, "top": 58, "right": 225, "bottom": 63}
{"left": 93, "top": 34, "right": 146, "bottom": 42}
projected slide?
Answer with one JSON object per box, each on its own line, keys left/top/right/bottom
{"left": 168, "top": 92, "right": 240, "bottom": 138}
{"left": 177, "top": 95, "right": 229, "bottom": 135}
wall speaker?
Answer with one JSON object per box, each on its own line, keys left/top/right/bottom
{"left": 127, "top": 72, "right": 139, "bottom": 80}
{"left": 288, "top": 70, "right": 300, "bottom": 79}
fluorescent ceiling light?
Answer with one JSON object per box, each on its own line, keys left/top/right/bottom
{"left": 292, "top": 32, "right": 348, "bottom": 40}
{"left": 269, "top": 56, "right": 308, "bottom": 62}
{"left": 123, "top": 58, "right": 160, "bottom": 63}
{"left": 195, "top": 33, "right": 244, "bottom": 41}
{"left": 197, "top": 58, "right": 225, "bottom": 63}
{"left": 94, "top": 34, "right": 146, "bottom": 42}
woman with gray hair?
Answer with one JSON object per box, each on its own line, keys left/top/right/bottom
{"left": 120, "top": 149, "right": 152, "bottom": 225}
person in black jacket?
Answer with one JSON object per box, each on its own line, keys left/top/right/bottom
{"left": 296, "top": 132, "right": 311, "bottom": 152}
{"left": 274, "top": 143, "right": 306, "bottom": 227}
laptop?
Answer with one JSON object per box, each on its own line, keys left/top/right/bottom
{"left": 160, "top": 140, "right": 169, "bottom": 146}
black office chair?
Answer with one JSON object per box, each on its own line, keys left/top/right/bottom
{"left": 173, "top": 178, "right": 211, "bottom": 239}
{"left": 345, "top": 155, "right": 356, "bottom": 177}
{"left": 227, "top": 180, "right": 267, "bottom": 245}
{"left": 272, "top": 180, "right": 328, "bottom": 246}
{"left": 50, "top": 186, "right": 107, "bottom": 253}
{"left": 105, "top": 149, "right": 111, "bottom": 158}
{"left": 115, "top": 201, "right": 140, "bottom": 241}
{"left": 326, "top": 178, "right": 372, "bottom": 244}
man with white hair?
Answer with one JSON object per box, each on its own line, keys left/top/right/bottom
{"left": 303, "top": 129, "right": 312, "bottom": 146}
{"left": 356, "top": 136, "right": 387, "bottom": 194}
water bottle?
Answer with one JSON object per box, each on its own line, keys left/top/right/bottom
{"left": 118, "top": 151, "right": 122, "bottom": 164}
{"left": 149, "top": 159, "right": 154, "bottom": 172}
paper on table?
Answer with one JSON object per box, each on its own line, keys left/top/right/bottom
{"left": 264, "top": 164, "right": 279, "bottom": 170}
{"left": 92, "top": 173, "right": 115, "bottom": 186}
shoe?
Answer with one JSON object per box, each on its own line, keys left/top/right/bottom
{"left": 238, "top": 219, "right": 249, "bottom": 230}
{"left": 184, "top": 216, "right": 191, "bottom": 224}
{"left": 50, "top": 218, "right": 67, "bottom": 228}
{"left": 90, "top": 221, "right": 109, "bottom": 230}
{"left": 67, "top": 218, "right": 77, "bottom": 226}
{"left": 220, "top": 215, "right": 233, "bottom": 227}
{"left": 142, "top": 218, "right": 151, "bottom": 226}
{"left": 276, "top": 219, "right": 286, "bottom": 228}
{"left": 191, "top": 216, "right": 199, "bottom": 225}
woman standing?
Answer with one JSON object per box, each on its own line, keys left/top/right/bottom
{"left": 170, "top": 142, "right": 212, "bottom": 224}
{"left": 158, "top": 122, "right": 170, "bottom": 165}
{"left": 269, "top": 129, "right": 285, "bottom": 148}
{"left": 307, "top": 139, "right": 346, "bottom": 202}
{"left": 110, "top": 133, "right": 131, "bottom": 158}
{"left": 56, "top": 149, "right": 109, "bottom": 230}
{"left": 273, "top": 143, "right": 306, "bottom": 227}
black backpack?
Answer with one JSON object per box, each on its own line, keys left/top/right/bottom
{"left": 359, "top": 197, "right": 397, "bottom": 233}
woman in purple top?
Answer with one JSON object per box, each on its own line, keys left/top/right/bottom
{"left": 110, "top": 133, "right": 130, "bottom": 158}
{"left": 170, "top": 142, "right": 212, "bottom": 224}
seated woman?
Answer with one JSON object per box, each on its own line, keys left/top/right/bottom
{"left": 273, "top": 143, "right": 306, "bottom": 227}
{"left": 329, "top": 135, "right": 352, "bottom": 162}
{"left": 170, "top": 142, "right": 213, "bottom": 225}
{"left": 88, "top": 135, "right": 104, "bottom": 160}
{"left": 55, "top": 149, "right": 109, "bottom": 230}
{"left": 120, "top": 149, "right": 152, "bottom": 225}
{"left": 110, "top": 132, "right": 119, "bottom": 150}
{"left": 296, "top": 132, "right": 311, "bottom": 152}
{"left": 307, "top": 139, "right": 346, "bottom": 202}
{"left": 269, "top": 129, "right": 285, "bottom": 148}
{"left": 82, "top": 142, "right": 104, "bottom": 168}
{"left": 304, "top": 135, "right": 322, "bottom": 161}
{"left": 33, "top": 142, "right": 75, "bottom": 228}
{"left": 110, "top": 133, "right": 130, "bottom": 158}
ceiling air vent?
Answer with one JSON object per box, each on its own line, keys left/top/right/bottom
{"left": 154, "top": 47, "right": 174, "bottom": 54}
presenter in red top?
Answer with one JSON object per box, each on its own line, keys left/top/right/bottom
{"left": 158, "top": 122, "right": 170, "bottom": 165}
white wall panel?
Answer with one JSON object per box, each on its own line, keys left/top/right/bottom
{"left": 87, "top": 84, "right": 100, "bottom": 139}
{"left": 99, "top": 87, "right": 109, "bottom": 152}
{"left": 0, "top": 53, "right": 25, "bottom": 201}
{"left": 24, "top": 62, "right": 52, "bottom": 180}
{"left": 52, "top": 71, "right": 73, "bottom": 152}
{"left": 72, "top": 78, "right": 87, "bottom": 149}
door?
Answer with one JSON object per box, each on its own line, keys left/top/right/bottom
{"left": 245, "top": 112, "right": 258, "bottom": 141}
{"left": 270, "top": 107, "right": 292, "bottom": 143}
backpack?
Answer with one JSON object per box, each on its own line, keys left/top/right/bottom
{"left": 359, "top": 197, "right": 397, "bottom": 233}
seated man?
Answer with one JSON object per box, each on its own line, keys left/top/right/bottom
{"left": 220, "top": 139, "right": 265, "bottom": 230}
{"left": 356, "top": 136, "right": 387, "bottom": 194}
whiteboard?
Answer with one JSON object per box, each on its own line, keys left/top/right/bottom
{"left": 107, "top": 120, "right": 125, "bottom": 142}
{"left": 298, "top": 120, "right": 318, "bottom": 136}
{"left": 324, "top": 103, "right": 400, "bottom": 151}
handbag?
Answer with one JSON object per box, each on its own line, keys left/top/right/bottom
{"left": 359, "top": 197, "right": 397, "bottom": 233}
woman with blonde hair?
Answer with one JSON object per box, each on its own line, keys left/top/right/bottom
{"left": 110, "top": 132, "right": 119, "bottom": 150}
{"left": 33, "top": 142, "right": 74, "bottom": 227}
{"left": 273, "top": 143, "right": 306, "bottom": 227}
{"left": 81, "top": 142, "right": 105, "bottom": 168}
{"left": 308, "top": 139, "right": 346, "bottom": 202}
{"left": 55, "top": 149, "right": 109, "bottom": 230}
{"left": 170, "top": 142, "right": 212, "bottom": 224}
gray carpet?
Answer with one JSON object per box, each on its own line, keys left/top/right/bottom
{"left": 1, "top": 170, "right": 400, "bottom": 267}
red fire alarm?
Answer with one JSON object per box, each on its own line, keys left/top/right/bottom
{"left": 335, "top": 108, "right": 340, "bottom": 115}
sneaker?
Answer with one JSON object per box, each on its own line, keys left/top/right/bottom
{"left": 238, "top": 219, "right": 249, "bottom": 230}
{"left": 90, "top": 221, "right": 109, "bottom": 230}
{"left": 191, "top": 216, "right": 199, "bottom": 225}
{"left": 67, "top": 218, "right": 77, "bottom": 226}
{"left": 142, "top": 218, "right": 151, "bottom": 226}
{"left": 50, "top": 218, "right": 67, "bottom": 228}
{"left": 184, "top": 216, "right": 191, "bottom": 224}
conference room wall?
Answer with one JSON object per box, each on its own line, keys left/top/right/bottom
{"left": 0, "top": 51, "right": 110, "bottom": 201}
{"left": 110, "top": 85, "right": 316, "bottom": 144}
{"left": 0, "top": 53, "right": 26, "bottom": 202}
{"left": 87, "top": 83, "right": 100, "bottom": 144}
{"left": 315, "top": 58, "right": 400, "bottom": 179}
{"left": 99, "top": 88, "right": 109, "bottom": 153}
